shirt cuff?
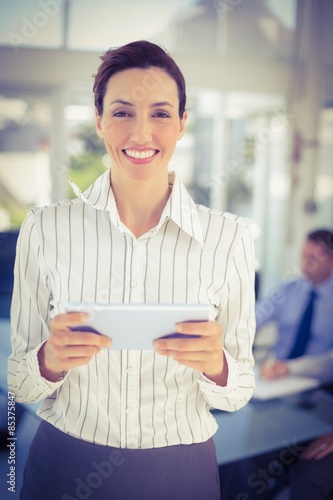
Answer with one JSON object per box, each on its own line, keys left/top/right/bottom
{"left": 198, "top": 348, "right": 237, "bottom": 394}
{"left": 26, "top": 342, "right": 70, "bottom": 392}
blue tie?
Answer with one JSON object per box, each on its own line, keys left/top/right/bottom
{"left": 287, "top": 290, "right": 317, "bottom": 359}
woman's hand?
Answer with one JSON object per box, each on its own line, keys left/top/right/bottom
{"left": 260, "top": 359, "right": 289, "bottom": 380}
{"left": 301, "top": 433, "right": 333, "bottom": 460}
{"left": 38, "top": 313, "right": 112, "bottom": 382}
{"left": 153, "top": 320, "right": 228, "bottom": 386}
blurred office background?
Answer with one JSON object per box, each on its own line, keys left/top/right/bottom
{"left": 0, "top": 0, "right": 332, "bottom": 302}
{"left": 0, "top": 1, "right": 332, "bottom": 497}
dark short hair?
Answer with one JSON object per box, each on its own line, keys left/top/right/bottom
{"left": 93, "top": 40, "right": 186, "bottom": 118}
{"left": 307, "top": 229, "right": 333, "bottom": 255}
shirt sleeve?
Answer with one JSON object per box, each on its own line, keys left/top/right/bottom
{"left": 198, "top": 225, "right": 256, "bottom": 412}
{"left": 287, "top": 349, "right": 333, "bottom": 384}
{"left": 7, "top": 212, "right": 65, "bottom": 404}
{"left": 198, "top": 348, "right": 255, "bottom": 411}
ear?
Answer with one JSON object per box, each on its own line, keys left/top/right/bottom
{"left": 95, "top": 108, "right": 104, "bottom": 139}
{"left": 177, "top": 110, "right": 188, "bottom": 141}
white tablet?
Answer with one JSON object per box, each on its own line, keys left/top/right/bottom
{"left": 64, "top": 303, "right": 211, "bottom": 350}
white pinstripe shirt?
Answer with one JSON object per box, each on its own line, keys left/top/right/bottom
{"left": 8, "top": 170, "right": 256, "bottom": 449}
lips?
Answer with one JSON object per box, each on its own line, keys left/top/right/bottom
{"left": 123, "top": 149, "right": 158, "bottom": 160}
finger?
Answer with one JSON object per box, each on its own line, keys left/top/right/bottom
{"left": 263, "top": 373, "right": 275, "bottom": 380}
{"left": 303, "top": 444, "right": 331, "bottom": 460}
{"left": 302, "top": 444, "right": 323, "bottom": 460}
{"left": 43, "top": 337, "right": 105, "bottom": 372}
{"left": 302, "top": 449, "right": 321, "bottom": 460}
{"left": 53, "top": 330, "right": 112, "bottom": 348}
{"left": 153, "top": 335, "right": 215, "bottom": 352}
{"left": 261, "top": 362, "right": 285, "bottom": 380}
{"left": 58, "top": 355, "right": 100, "bottom": 371}
{"left": 314, "top": 450, "right": 329, "bottom": 460}
{"left": 156, "top": 348, "right": 206, "bottom": 359}
{"left": 165, "top": 352, "right": 222, "bottom": 374}
{"left": 59, "top": 344, "right": 103, "bottom": 358}
{"left": 155, "top": 346, "right": 206, "bottom": 367}
{"left": 301, "top": 448, "right": 316, "bottom": 459}
{"left": 52, "top": 313, "right": 89, "bottom": 330}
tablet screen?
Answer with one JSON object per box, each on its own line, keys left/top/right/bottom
{"left": 65, "top": 303, "right": 211, "bottom": 349}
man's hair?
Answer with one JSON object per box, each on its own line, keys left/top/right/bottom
{"left": 307, "top": 229, "right": 333, "bottom": 255}
{"left": 93, "top": 40, "right": 186, "bottom": 118}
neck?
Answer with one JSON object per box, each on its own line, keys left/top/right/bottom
{"left": 111, "top": 173, "right": 171, "bottom": 238}
{"left": 309, "top": 270, "right": 333, "bottom": 286}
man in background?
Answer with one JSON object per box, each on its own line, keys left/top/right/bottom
{"left": 220, "top": 228, "right": 333, "bottom": 499}
{"left": 258, "top": 228, "right": 333, "bottom": 370}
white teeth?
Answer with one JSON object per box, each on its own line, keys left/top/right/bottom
{"left": 124, "top": 149, "right": 156, "bottom": 159}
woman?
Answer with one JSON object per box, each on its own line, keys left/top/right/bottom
{"left": 8, "top": 40, "right": 256, "bottom": 500}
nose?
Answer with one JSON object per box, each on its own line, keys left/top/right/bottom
{"left": 130, "top": 115, "right": 153, "bottom": 144}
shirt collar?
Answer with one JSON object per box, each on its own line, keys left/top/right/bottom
{"left": 69, "top": 169, "right": 203, "bottom": 246}
{"left": 313, "top": 271, "right": 333, "bottom": 294}
{"left": 304, "top": 270, "right": 333, "bottom": 296}
{"left": 69, "top": 169, "right": 116, "bottom": 212}
{"left": 161, "top": 172, "right": 203, "bottom": 245}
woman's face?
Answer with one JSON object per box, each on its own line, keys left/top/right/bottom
{"left": 96, "top": 67, "right": 187, "bottom": 184}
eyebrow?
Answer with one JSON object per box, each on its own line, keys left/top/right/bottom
{"left": 109, "top": 99, "right": 174, "bottom": 109}
{"left": 151, "top": 101, "right": 174, "bottom": 109}
{"left": 109, "top": 99, "right": 134, "bottom": 107}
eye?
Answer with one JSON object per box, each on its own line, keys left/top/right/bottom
{"left": 113, "top": 111, "right": 130, "bottom": 117}
{"left": 152, "top": 111, "right": 170, "bottom": 118}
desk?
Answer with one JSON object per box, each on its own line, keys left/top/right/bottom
{"left": 212, "top": 390, "right": 333, "bottom": 465}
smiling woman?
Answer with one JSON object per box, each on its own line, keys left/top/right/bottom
{"left": 93, "top": 42, "right": 188, "bottom": 236}
{"left": 95, "top": 66, "right": 187, "bottom": 218}
{"left": 9, "top": 40, "right": 256, "bottom": 500}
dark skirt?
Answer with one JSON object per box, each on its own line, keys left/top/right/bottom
{"left": 20, "top": 420, "right": 221, "bottom": 500}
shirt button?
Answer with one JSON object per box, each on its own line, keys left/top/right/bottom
{"left": 125, "top": 408, "right": 133, "bottom": 415}
{"left": 127, "top": 366, "right": 134, "bottom": 374}
{"left": 130, "top": 280, "right": 137, "bottom": 287}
